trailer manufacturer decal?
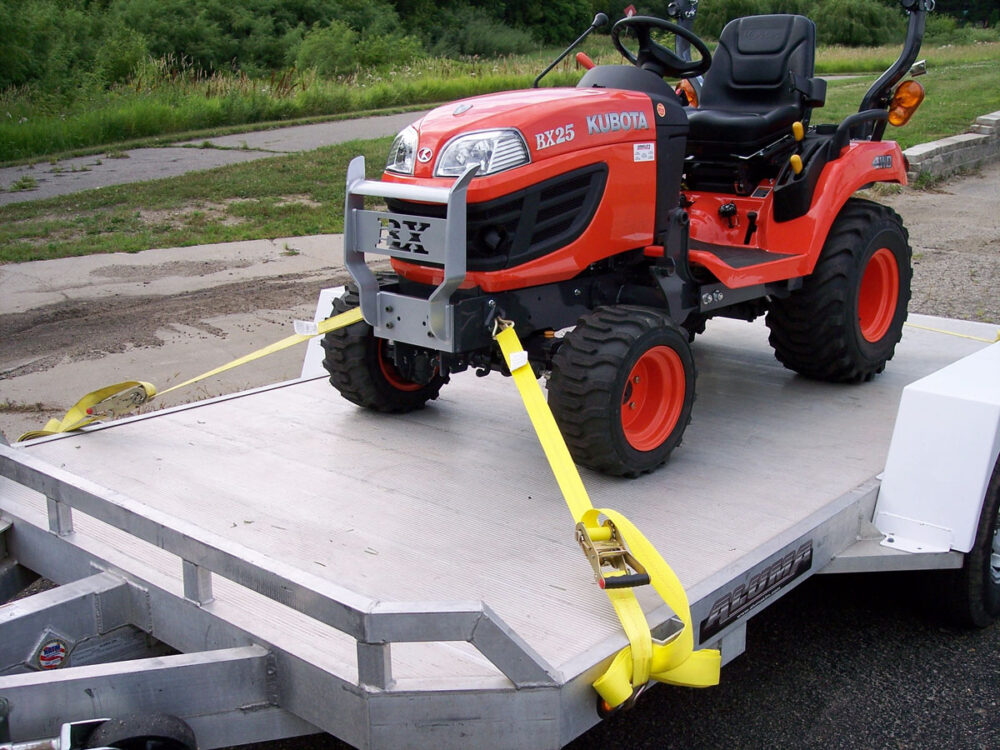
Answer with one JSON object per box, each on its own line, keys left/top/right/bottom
{"left": 699, "top": 541, "right": 813, "bottom": 641}
{"left": 586, "top": 111, "right": 650, "bottom": 135}
{"left": 535, "top": 123, "right": 576, "bottom": 151}
{"left": 377, "top": 217, "right": 431, "bottom": 255}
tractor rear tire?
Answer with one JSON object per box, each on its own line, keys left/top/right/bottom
{"left": 547, "top": 306, "right": 695, "bottom": 477}
{"left": 321, "top": 287, "right": 445, "bottom": 412}
{"left": 765, "top": 198, "right": 912, "bottom": 383}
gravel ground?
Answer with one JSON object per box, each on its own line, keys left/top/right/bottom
{"left": 878, "top": 163, "right": 1000, "bottom": 326}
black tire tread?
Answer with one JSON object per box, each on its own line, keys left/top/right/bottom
{"left": 547, "top": 305, "right": 695, "bottom": 477}
{"left": 937, "top": 454, "right": 1000, "bottom": 628}
{"left": 320, "top": 288, "right": 444, "bottom": 412}
{"left": 766, "top": 198, "right": 912, "bottom": 383}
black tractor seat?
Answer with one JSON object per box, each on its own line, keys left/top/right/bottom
{"left": 687, "top": 14, "right": 826, "bottom": 158}
{"left": 687, "top": 103, "right": 804, "bottom": 155}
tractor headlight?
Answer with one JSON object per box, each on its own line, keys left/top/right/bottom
{"left": 435, "top": 129, "right": 529, "bottom": 178}
{"left": 385, "top": 126, "right": 418, "bottom": 175}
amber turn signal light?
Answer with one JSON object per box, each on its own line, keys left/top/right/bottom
{"left": 676, "top": 78, "right": 699, "bottom": 108}
{"left": 888, "top": 79, "right": 925, "bottom": 127}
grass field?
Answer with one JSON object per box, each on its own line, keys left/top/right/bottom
{"left": 2, "top": 39, "right": 997, "bottom": 165}
{"left": 1, "top": 49, "right": 998, "bottom": 265}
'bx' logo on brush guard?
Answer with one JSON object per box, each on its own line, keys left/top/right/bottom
{"left": 377, "top": 217, "right": 431, "bottom": 255}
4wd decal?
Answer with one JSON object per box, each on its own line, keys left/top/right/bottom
{"left": 699, "top": 540, "right": 813, "bottom": 641}
{"left": 586, "top": 111, "right": 650, "bottom": 135}
{"left": 535, "top": 124, "right": 576, "bottom": 151}
{"left": 872, "top": 154, "right": 893, "bottom": 169}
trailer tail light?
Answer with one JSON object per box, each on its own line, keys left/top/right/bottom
{"left": 676, "top": 79, "right": 698, "bottom": 108}
{"left": 888, "top": 79, "right": 924, "bottom": 127}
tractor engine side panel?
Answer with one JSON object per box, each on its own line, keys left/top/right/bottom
{"left": 383, "top": 88, "right": 689, "bottom": 293}
{"left": 392, "top": 145, "right": 658, "bottom": 293}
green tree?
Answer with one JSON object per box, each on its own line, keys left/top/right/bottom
{"left": 0, "top": 0, "right": 34, "bottom": 88}
{"left": 3, "top": 0, "right": 102, "bottom": 90}
{"left": 110, "top": 0, "right": 234, "bottom": 70}
{"left": 502, "top": 0, "right": 592, "bottom": 43}
{"left": 295, "top": 20, "right": 357, "bottom": 75}
{"left": 94, "top": 22, "right": 150, "bottom": 84}
{"left": 427, "top": 5, "right": 537, "bottom": 56}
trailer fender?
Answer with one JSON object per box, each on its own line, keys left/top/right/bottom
{"left": 875, "top": 341, "right": 1000, "bottom": 553}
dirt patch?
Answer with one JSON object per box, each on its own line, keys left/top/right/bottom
{"left": 91, "top": 258, "right": 257, "bottom": 281}
{"left": 275, "top": 194, "right": 323, "bottom": 208}
{"left": 139, "top": 200, "right": 248, "bottom": 231}
{"left": 0, "top": 269, "right": 353, "bottom": 380}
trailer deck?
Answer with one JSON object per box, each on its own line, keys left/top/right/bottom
{"left": 1, "top": 313, "right": 996, "bottom": 749}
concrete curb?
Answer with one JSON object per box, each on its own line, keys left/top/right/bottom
{"left": 904, "top": 110, "right": 1000, "bottom": 181}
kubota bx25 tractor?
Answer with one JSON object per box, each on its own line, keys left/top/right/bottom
{"left": 323, "top": 0, "right": 933, "bottom": 477}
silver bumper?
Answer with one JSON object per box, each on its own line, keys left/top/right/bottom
{"left": 342, "top": 156, "right": 478, "bottom": 353}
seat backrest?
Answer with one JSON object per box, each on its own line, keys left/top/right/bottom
{"left": 699, "top": 14, "right": 818, "bottom": 115}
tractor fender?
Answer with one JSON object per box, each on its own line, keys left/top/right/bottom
{"left": 761, "top": 140, "right": 907, "bottom": 276}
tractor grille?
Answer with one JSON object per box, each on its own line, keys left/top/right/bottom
{"left": 386, "top": 163, "right": 607, "bottom": 272}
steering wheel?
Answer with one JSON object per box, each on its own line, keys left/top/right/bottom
{"left": 611, "top": 16, "right": 711, "bottom": 79}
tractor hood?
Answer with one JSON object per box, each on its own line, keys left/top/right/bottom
{"left": 391, "top": 87, "right": 661, "bottom": 182}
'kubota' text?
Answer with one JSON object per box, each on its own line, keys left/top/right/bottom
{"left": 586, "top": 111, "right": 650, "bottom": 135}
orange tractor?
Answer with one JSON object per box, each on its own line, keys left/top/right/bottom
{"left": 324, "top": 0, "right": 931, "bottom": 476}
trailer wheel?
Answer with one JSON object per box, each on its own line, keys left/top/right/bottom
{"left": 547, "top": 306, "right": 695, "bottom": 477}
{"left": 766, "top": 198, "right": 912, "bottom": 383}
{"left": 321, "top": 287, "right": 445, "bottom": 412}
{"left": 936, "top": 455, "right": 1000, "bottom": 628}
{"left": 84, "top": 714, "right": 196, "bottom": 750}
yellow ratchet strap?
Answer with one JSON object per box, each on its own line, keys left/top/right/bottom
{"left": 493, "top": 322, "right": 720, "bottom": 712}
{"left": 18, "top": 307, "right": 363, "bottom": 442}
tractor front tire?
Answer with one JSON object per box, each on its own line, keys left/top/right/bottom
{"left": 766, "top": 198, "right": 912, "bottom": 383}
{"left": 321, "top": 288, "right": 445, "bottom": 412}
{"left": 547, "top": 306, "right": 695, "bottom": 477}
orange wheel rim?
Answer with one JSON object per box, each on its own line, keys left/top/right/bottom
{"left": 858, "top": 247, "right": 899, "bottom": 343}
{"left": 621, "top": 345, "right": 685, "bottom": 451}
{"left": 377, "top": 339, "right": 422, "bottom": 392}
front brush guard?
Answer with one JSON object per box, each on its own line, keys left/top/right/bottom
{"left": 343, "top": 157, "right": 478, "bottom": 353}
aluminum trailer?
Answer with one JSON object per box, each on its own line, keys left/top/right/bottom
{"left": 1, "top": 313, "right": 998, "bottom": 750}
